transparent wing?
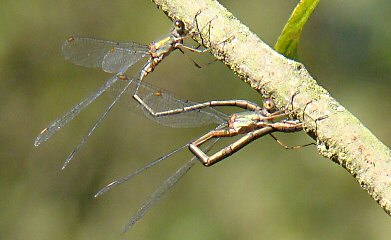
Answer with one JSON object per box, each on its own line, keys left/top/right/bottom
{"left": 62, "top": 36, "right": 148, "bottom": 71}
{"left": 124, "top": 157, "right": 197, "bottom": 231}
{"left": 94, "top": 143, "right": 189, "bottom": 198}
{"left": 60, "top": 76, "right": 135, "bottom": 169}
{"left": 141, "top": 86, "right": 229, "bottom": 127}
{"left": 102, "top": 47, "right": 148, "bottom": 74}
{"left": 122, "top": 137, "right": 220, "bottom": 232}
{"left": 34, "top": 75, "right": 119, "bottom": 146}
{"left": 109, "top": 79, "right": 229, "bottom": 128}
{"left": 95, "top": 124, "right": 226, "bottom": 198}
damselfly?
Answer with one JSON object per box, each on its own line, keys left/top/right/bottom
{"left": 88, "top": 81, "right": 309, "bottom": 230}
{"left": 35, "top": 70, "right": 308, "bottom": 230}
{"left": 61, "top": 12, "right": 214, "bottom": 117}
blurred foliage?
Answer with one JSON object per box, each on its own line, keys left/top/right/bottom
{"left": 1, "top": 0, "right": 391, "bottom": 240}
{"left": 274, "top": 0, "right": 320, "bottom": 59}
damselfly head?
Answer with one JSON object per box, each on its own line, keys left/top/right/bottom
{"left": 174, "top": 20, "right": 186, "bottom": 36}
{"left": 263, "top": 98, "right": 276, "bottom": 113}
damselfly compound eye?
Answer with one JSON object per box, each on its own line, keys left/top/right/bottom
{"left": 263, "top": 98, "right": 276, "bottom": 112}
{"left": 174, "top": 20, "right": 186, "bottom": 35}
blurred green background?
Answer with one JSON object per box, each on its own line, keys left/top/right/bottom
{"left": 1, "top": 0, "right": 391, "bottom": 239}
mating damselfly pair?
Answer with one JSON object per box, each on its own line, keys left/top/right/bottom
{"left": 34, "top": 12, "right": 310, "bottom": 231}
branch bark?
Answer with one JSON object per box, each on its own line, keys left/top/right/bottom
{"left": 151, "top": 0, "right": 391, "bottom": 215}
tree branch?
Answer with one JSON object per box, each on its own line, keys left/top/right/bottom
{"left": 151, "top": 0, "right": 391, "bottom": 215}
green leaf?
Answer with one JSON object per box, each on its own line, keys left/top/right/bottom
{"left": 274, "top": 0, "right": 320, "bottom": 59}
